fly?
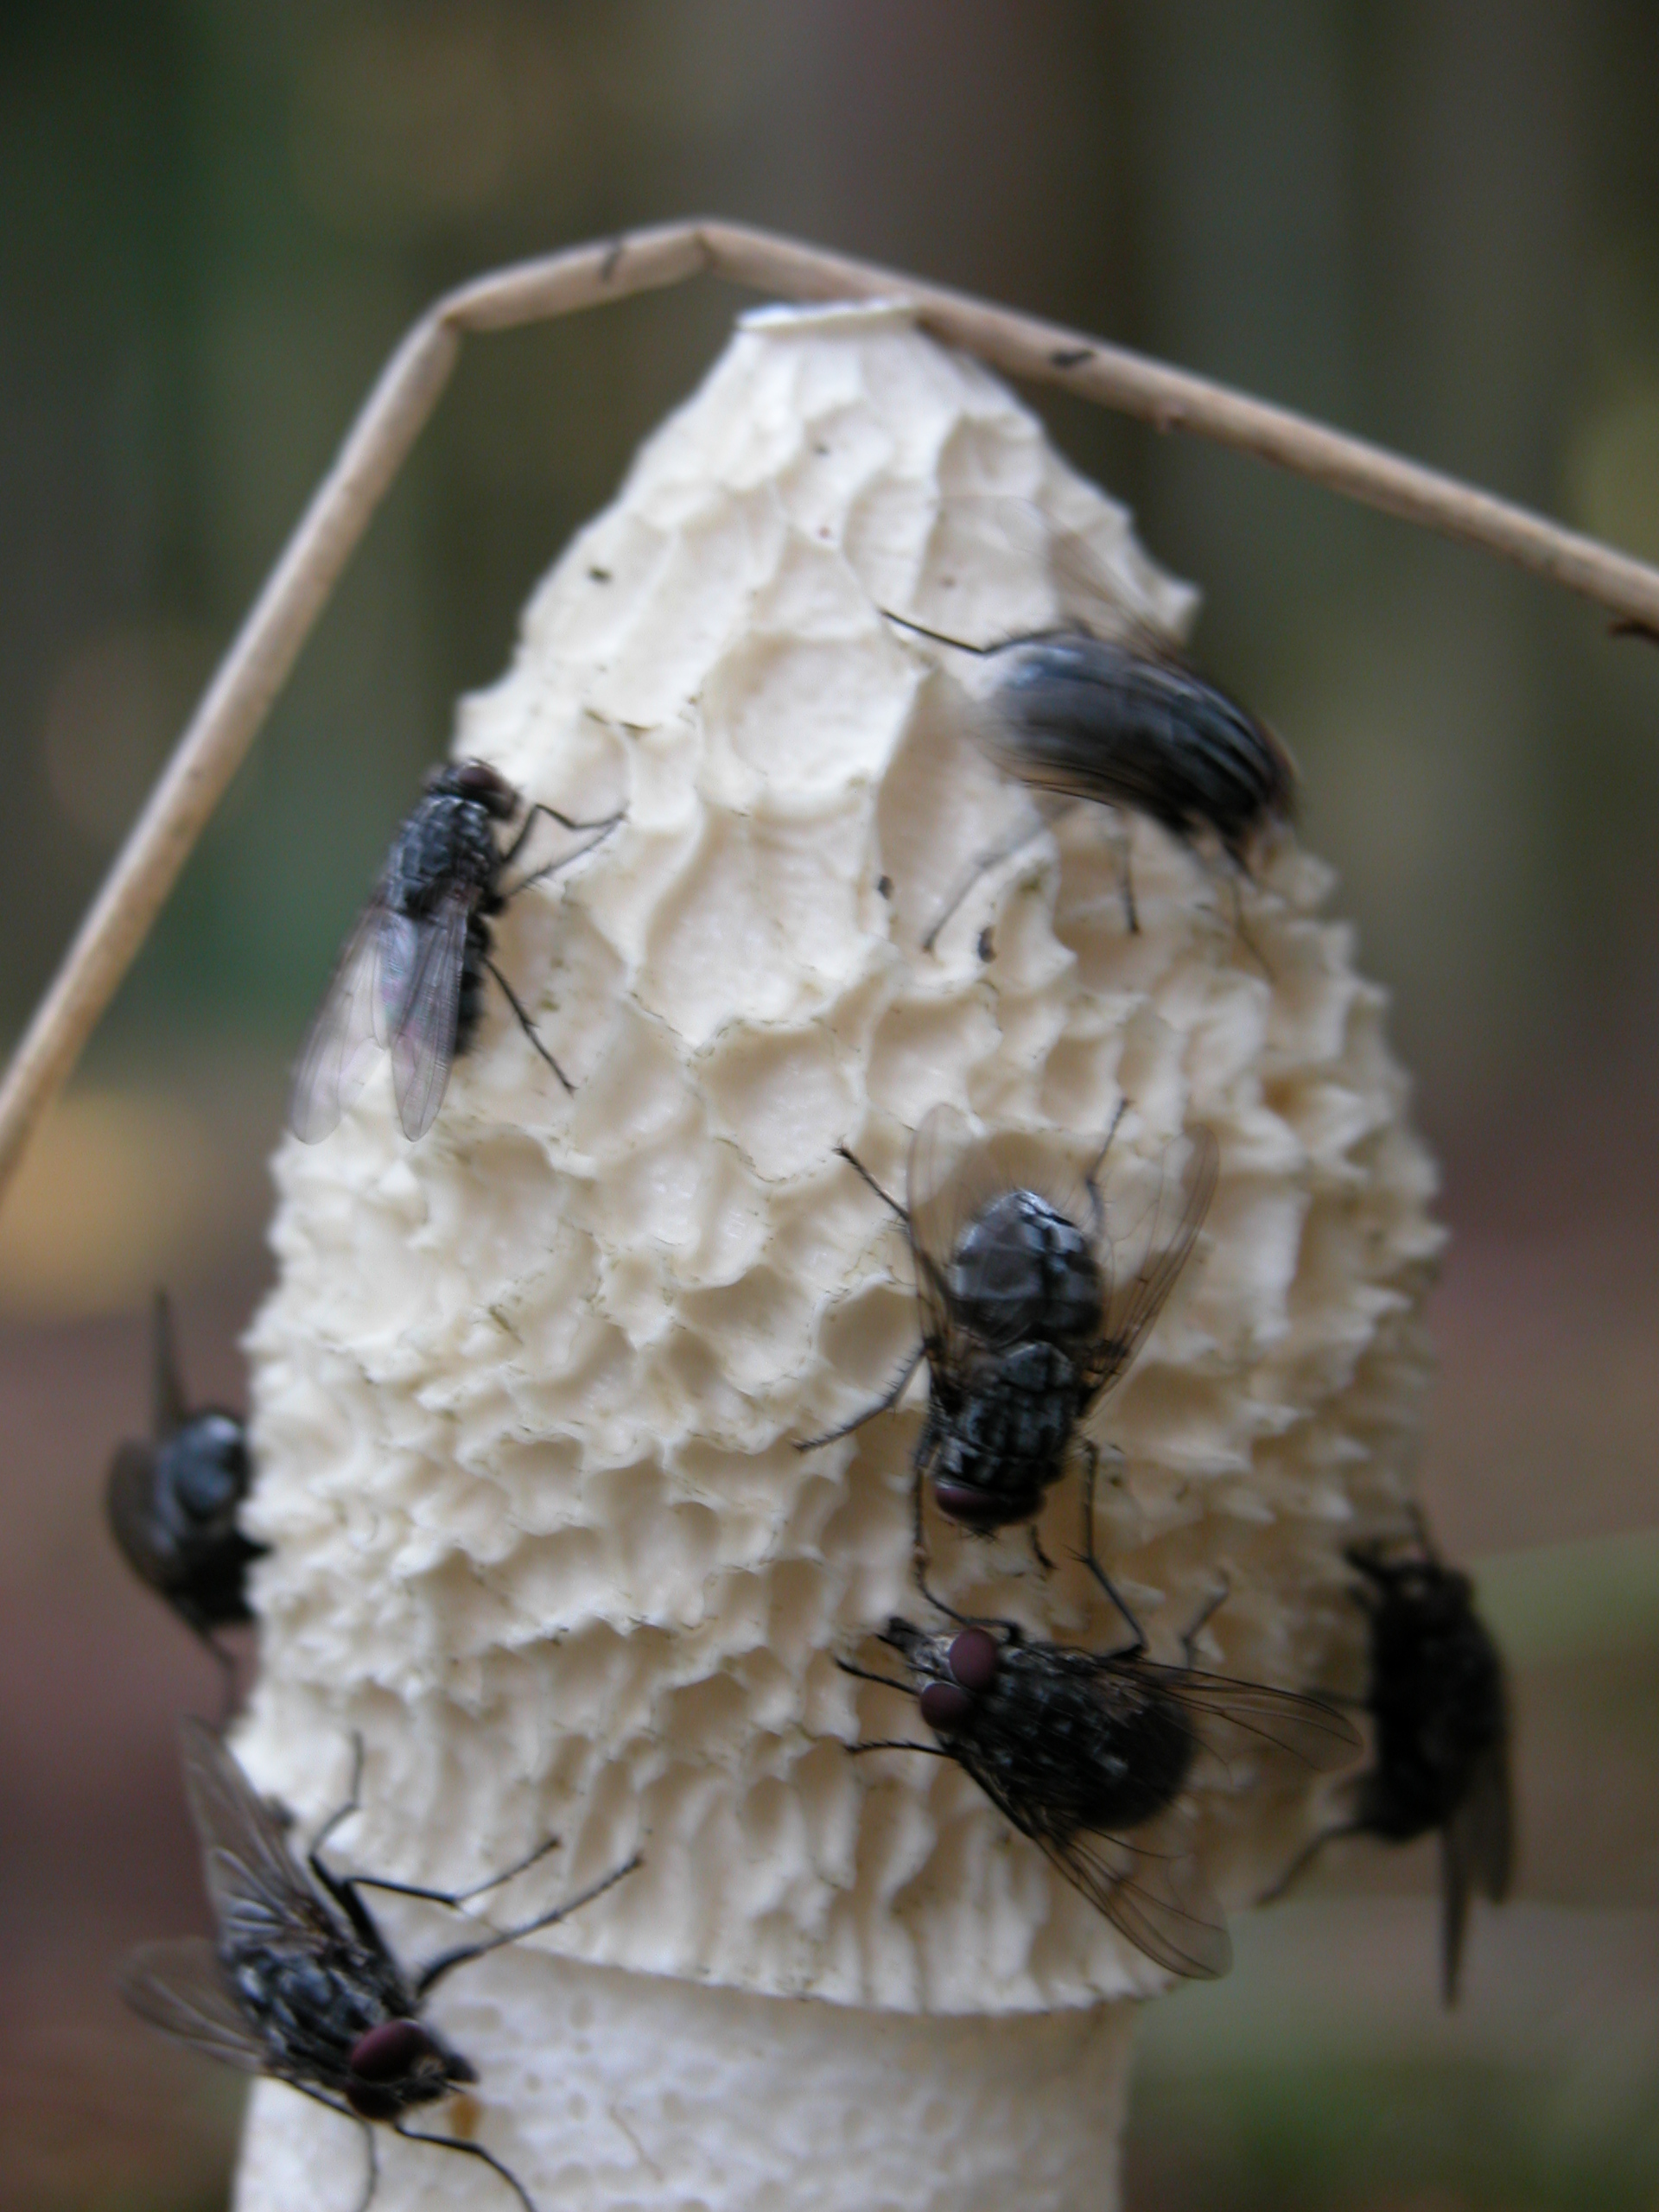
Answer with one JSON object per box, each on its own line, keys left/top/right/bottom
{"left": 105, "top": 1292, "right": 264, "bottom": 1695}
{"left": 801, "top": 1103, "right": 1217, "bottom": 1592}
{"left": 881, "top": 499, "right": 1294, "bottom": 949}
{"left": 122, "top": 1719, "right": 640, "bottom": 2212}
{"left": 842, "top": 1582, "right": 1357, "bottom": 1980}
{"left": 289, "top": 760, "right": 620, "bottom": 1143}
{"left": 1262, "top": 1513, "right": 1512, "bottom": 2003}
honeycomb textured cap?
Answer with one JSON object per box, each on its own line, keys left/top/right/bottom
{"left": 238, "top": 301, "right": 1440, "bottom": 2020}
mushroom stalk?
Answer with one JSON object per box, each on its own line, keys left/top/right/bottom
{"left": 235, "top": 302, "right": 1440, "bottom": 2209}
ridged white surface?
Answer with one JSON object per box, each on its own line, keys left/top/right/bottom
{"left": 233, "top": 299, "right": 1438, "bottom": 2202}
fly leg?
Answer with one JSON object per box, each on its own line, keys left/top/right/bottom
{"left": 796, "top": 1342, "right": 922, "bottom": 1452}
{"left": 351, "top": 2118, "right": 380, "bottom": 2212}
{"left": 835, "top": 1142, "right": 906, "bottom": 1222}
{"left": 1076, "top": 1442, "right": 1147, "bottom": 1656}
{"left": 910, "top": 1456, "right": 951, "bottom": 1618}
{"left": 847, "top": 1738, "right": 952, "bottom": 1757}
{"left": 393, "top": 2121, "right": 538, "bottom": 2212}
{"left": 305, "top": 1738, "right": 401, "bottom": 1955}
{"left": 836, "top": 1656, "right": 915, "bottom": 1696}
{"left": 499, "top": 802, "right": 622, "bottom": 892}
{"left": 1081, "top": 1098, "right": 1128, "bottom": 1241}
{"left": 483, "top": 957, "right": 573, "bottom": 1093}
{"left": 921, "top": 820, "right": 1044, "bottom": 955}
{"left": 1109, "top": 807, "right": 1139, "bottom": 933}
{"left": 202, "top": 1630, "right": 240, "bottom": 1726}
{"left": 920, "top": 795, "right": 1071, "bottom": 956}
{"left": 1224, "top": 862, "right": 1271, "bottom": 979}
{"left": 1255, "top": 1819, "right": 1360, "bottom": 1907}
{"left": 282, "top": 2082, "right": 378, "bottom": 2212}
{"left": 308, "top": 1734, "right": 366, "bottom": 1866}
{"left": 349, "top": 1831, "right": 564, "bottom": 1914}
{"left": 300, "top": 1736, "right": 563, "bottom": 1961}
{"left": 1179, "top": 1575, "right": 1231, "bottom": 1669}
{"left": 836, "top": 1656, "right": 953, "bottom": 1758}
{"left": 415, "top": 1853, "right": 641, "bottom": 1997}
{"left": 796, "top": 1141, "right": 920, "bottom": 1448}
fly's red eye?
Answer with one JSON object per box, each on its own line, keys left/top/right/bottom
{"left": 947, "top": 1627, "right": 1000, "bottom": 1693}
{"left": 449, "top": 760, "right": 518, "bottom": 815}
{"left": 348, "top": 2018, "right": 434, "bottom": 2082}
{"left": 918, "top": 1680, "right": 974, "bottom": 1730}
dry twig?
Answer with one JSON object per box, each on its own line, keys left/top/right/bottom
{"left": 2, "top": 216, "right": 1654, "bottom": 1204}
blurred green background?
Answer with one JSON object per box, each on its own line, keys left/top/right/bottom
{"left": 1, "top": 3, "right": 1657, "bottom": 2209}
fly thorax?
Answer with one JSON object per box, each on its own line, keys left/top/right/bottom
{"left": 158, "top": 1414, "right": 251, "bottom": 1533}
{"left": 952, "top": 1191, "right": 1102, "bottom": 1346}
{"left": 387, "top": 795, "right": 499, "bottom": 916}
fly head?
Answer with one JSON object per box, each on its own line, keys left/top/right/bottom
{"left": 429, "top": 758, "right": 519, "bottom": 820}
{"left": 344, "top": 2016, "right": 475, "bottom": 2120}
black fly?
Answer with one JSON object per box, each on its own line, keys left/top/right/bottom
{"left": 105, "top": 1292, "right": 264, "bottom": 1692}
{"left": 802, "top": 1105, "right": 1217, "bottom": 1585}
{"left": 843, "top": 1591, "right": 1357, "bottom": 1980}
{"left": 289, "top": 760, "right": 619, "bottom": 1143}
{"left": 1262, "top": 1516, "right": 1512, "bottom": 2003}
{"left": 882, "top": 499, "right": 1294, "bottom": 948}
{"left": 123, "top": 1719, "right": 640, "bottom": 2212}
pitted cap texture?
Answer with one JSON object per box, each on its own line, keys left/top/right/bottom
{"left": 240, "top": 301, "right": 1440, "bottom": 2016}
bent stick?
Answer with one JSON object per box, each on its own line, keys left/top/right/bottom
{"left": 2, "top": 215, "right": 1655, "bottom": 1202}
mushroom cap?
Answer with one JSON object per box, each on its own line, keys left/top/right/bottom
{"left": 239, "top": 301, "right": 1440, "bottom": 2015}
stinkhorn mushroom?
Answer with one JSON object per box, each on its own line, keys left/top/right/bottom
{"left": 232, "top": 301, "right": 1440, "bottom": 2212}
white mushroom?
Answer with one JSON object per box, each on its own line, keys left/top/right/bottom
{"left": 232, "top": 301, "right": 1440, "bottom": 2212}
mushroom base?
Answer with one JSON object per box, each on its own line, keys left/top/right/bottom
{"left": 233, "top": 1953, "right": 1136, "bottom": 2212}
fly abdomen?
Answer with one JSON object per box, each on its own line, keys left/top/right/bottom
{"left": 977, "top": 1646, "right": 1197, "bottom": 1836}
{"left": 930, "top": 1340, "right": 1084, "bottom": 1525}
{"left": 992, "top": 636, "right": 1287, "bottom": 862}
{"left": 454, "top": 911, "right": 496, "bottom": 1058}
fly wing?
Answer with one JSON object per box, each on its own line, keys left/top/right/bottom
{"left": 897, "top": 498, "right": 1173, "bottom": 654}
{"left": 1082, "top": 1123, "right": 1218, "bottom": 1403}
{"left": 120, "top": 1936, "right": 269, "bottom": 2073}
{"left": 950, "top": 1719, "right": 1231, "bottom": 1981}
{"left": 1044, "top": 515, "right": 1192, "bottom": 656}
{"left": 1439, "top": 1816, "right": 1473, "bottom": 2006}
{"left": 178, "top": 1717, "right": 333, "bottom": 1946}
{"left": 150, "top": 1290, "right": 188, "bottom": 1437}
{"left": 1160, "top": 1665, "right": 1362, "bottom": 1779}
{"left": 1032, "top": 1804, "right": 1232, "bottom": 1981}
{"left": 1440, "top": 1712, "right": 1514, "bottom": 2003}
{"left": 387, "top": 893, "right": 468, "bottom": 1141}
{"left": 1457, "top": 1736, "right": 1514, "bottom": 1904}
{"left": 906, "top": 1103, "right": 982, "bottom": 1370}
{"left": 288, "top": 899, "right": 393, "bottom": 1143}
{"left": 105, "top": 1441, "right": 163, "bottom": 1588}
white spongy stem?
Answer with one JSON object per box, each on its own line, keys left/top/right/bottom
{"left": 235, "top": 1951, "right": 1134, "bottom": 2212}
